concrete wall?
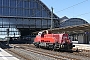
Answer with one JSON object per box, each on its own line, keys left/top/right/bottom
{"left": 78, "top": 34, "right": 84, "bottom": 43}
{"left": 78, "top": 33, "right": 89, "bottom": 44}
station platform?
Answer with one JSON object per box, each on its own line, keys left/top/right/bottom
{"left": 72, "top": 41, "right": 90, "bottom": 50}
{"left": 0, "top": 48, "right": 19, "bottom": 60}
{"left": 73, "top": 43, "right": 90, "bottom": 50}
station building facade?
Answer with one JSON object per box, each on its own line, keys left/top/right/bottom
{"left": 0, "top": 0, "right": 59, "bottom": 38}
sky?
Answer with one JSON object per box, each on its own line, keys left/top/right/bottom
{"left": 41, "top": 0, "right": 90, "bottom": 23}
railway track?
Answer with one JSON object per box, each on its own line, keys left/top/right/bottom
{"left": 1, "top": 43, "right": 90, "bottom": 60}
{"left": 7, "top": 49, "right": 32, "bottom": 60}
{"left": 15, "top": 44, "right": 90, "bottom": 60}
{"left": 29, "top": 46, "right": 90, "bottom": 57}
{"left": 72, "top": 48, "right": 90, "bottom": 58}
{"left": 0, "top": 43, "right": 35, "bottom": 60}
{"left": 19, "top": 44, "right": 90, "bottom": 57}
{"left": 12, "top": 44, "right": 81, "bottom": 60}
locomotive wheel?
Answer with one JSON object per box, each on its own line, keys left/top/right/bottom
{"left": 53, "top": 45, "right": 57, "bottom": 51}
{"left": 35, "top": 42, "right": 40, "bottom": 48}
{"left": 36, "top": 44, "right": 39, "bottom": 48}
{"left": 50, "top": 46, "right": 54, "bottom": 50}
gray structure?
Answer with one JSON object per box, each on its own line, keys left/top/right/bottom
{"left": 60, "top": 16, "right": 88, "bottom": 27}
{"left": 59, "top": 16, "right": 89, "bottom": 43}
{"left": 0, "top": 0, "right": 59, "bottom": 38}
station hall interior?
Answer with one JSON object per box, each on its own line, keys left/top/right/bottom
{"left": 0, "top": 0, "right": 90, "bottom": 44}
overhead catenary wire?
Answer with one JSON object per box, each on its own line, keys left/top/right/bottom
{"left": 74, "top": 12, "right": 90, "bottom": 17}
{"left": 56, "top": 0, "right": 88, "bottom": 13}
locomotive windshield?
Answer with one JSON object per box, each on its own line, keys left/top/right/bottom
{"left": 63, "top": 35, "right": 69, "bottom": 40}
{"left": 38, "top": 32, "right": 42, "bottom": 36}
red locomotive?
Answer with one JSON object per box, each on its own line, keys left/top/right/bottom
{"left": 34, "top": 30, "right": 75, "bottom": 50}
